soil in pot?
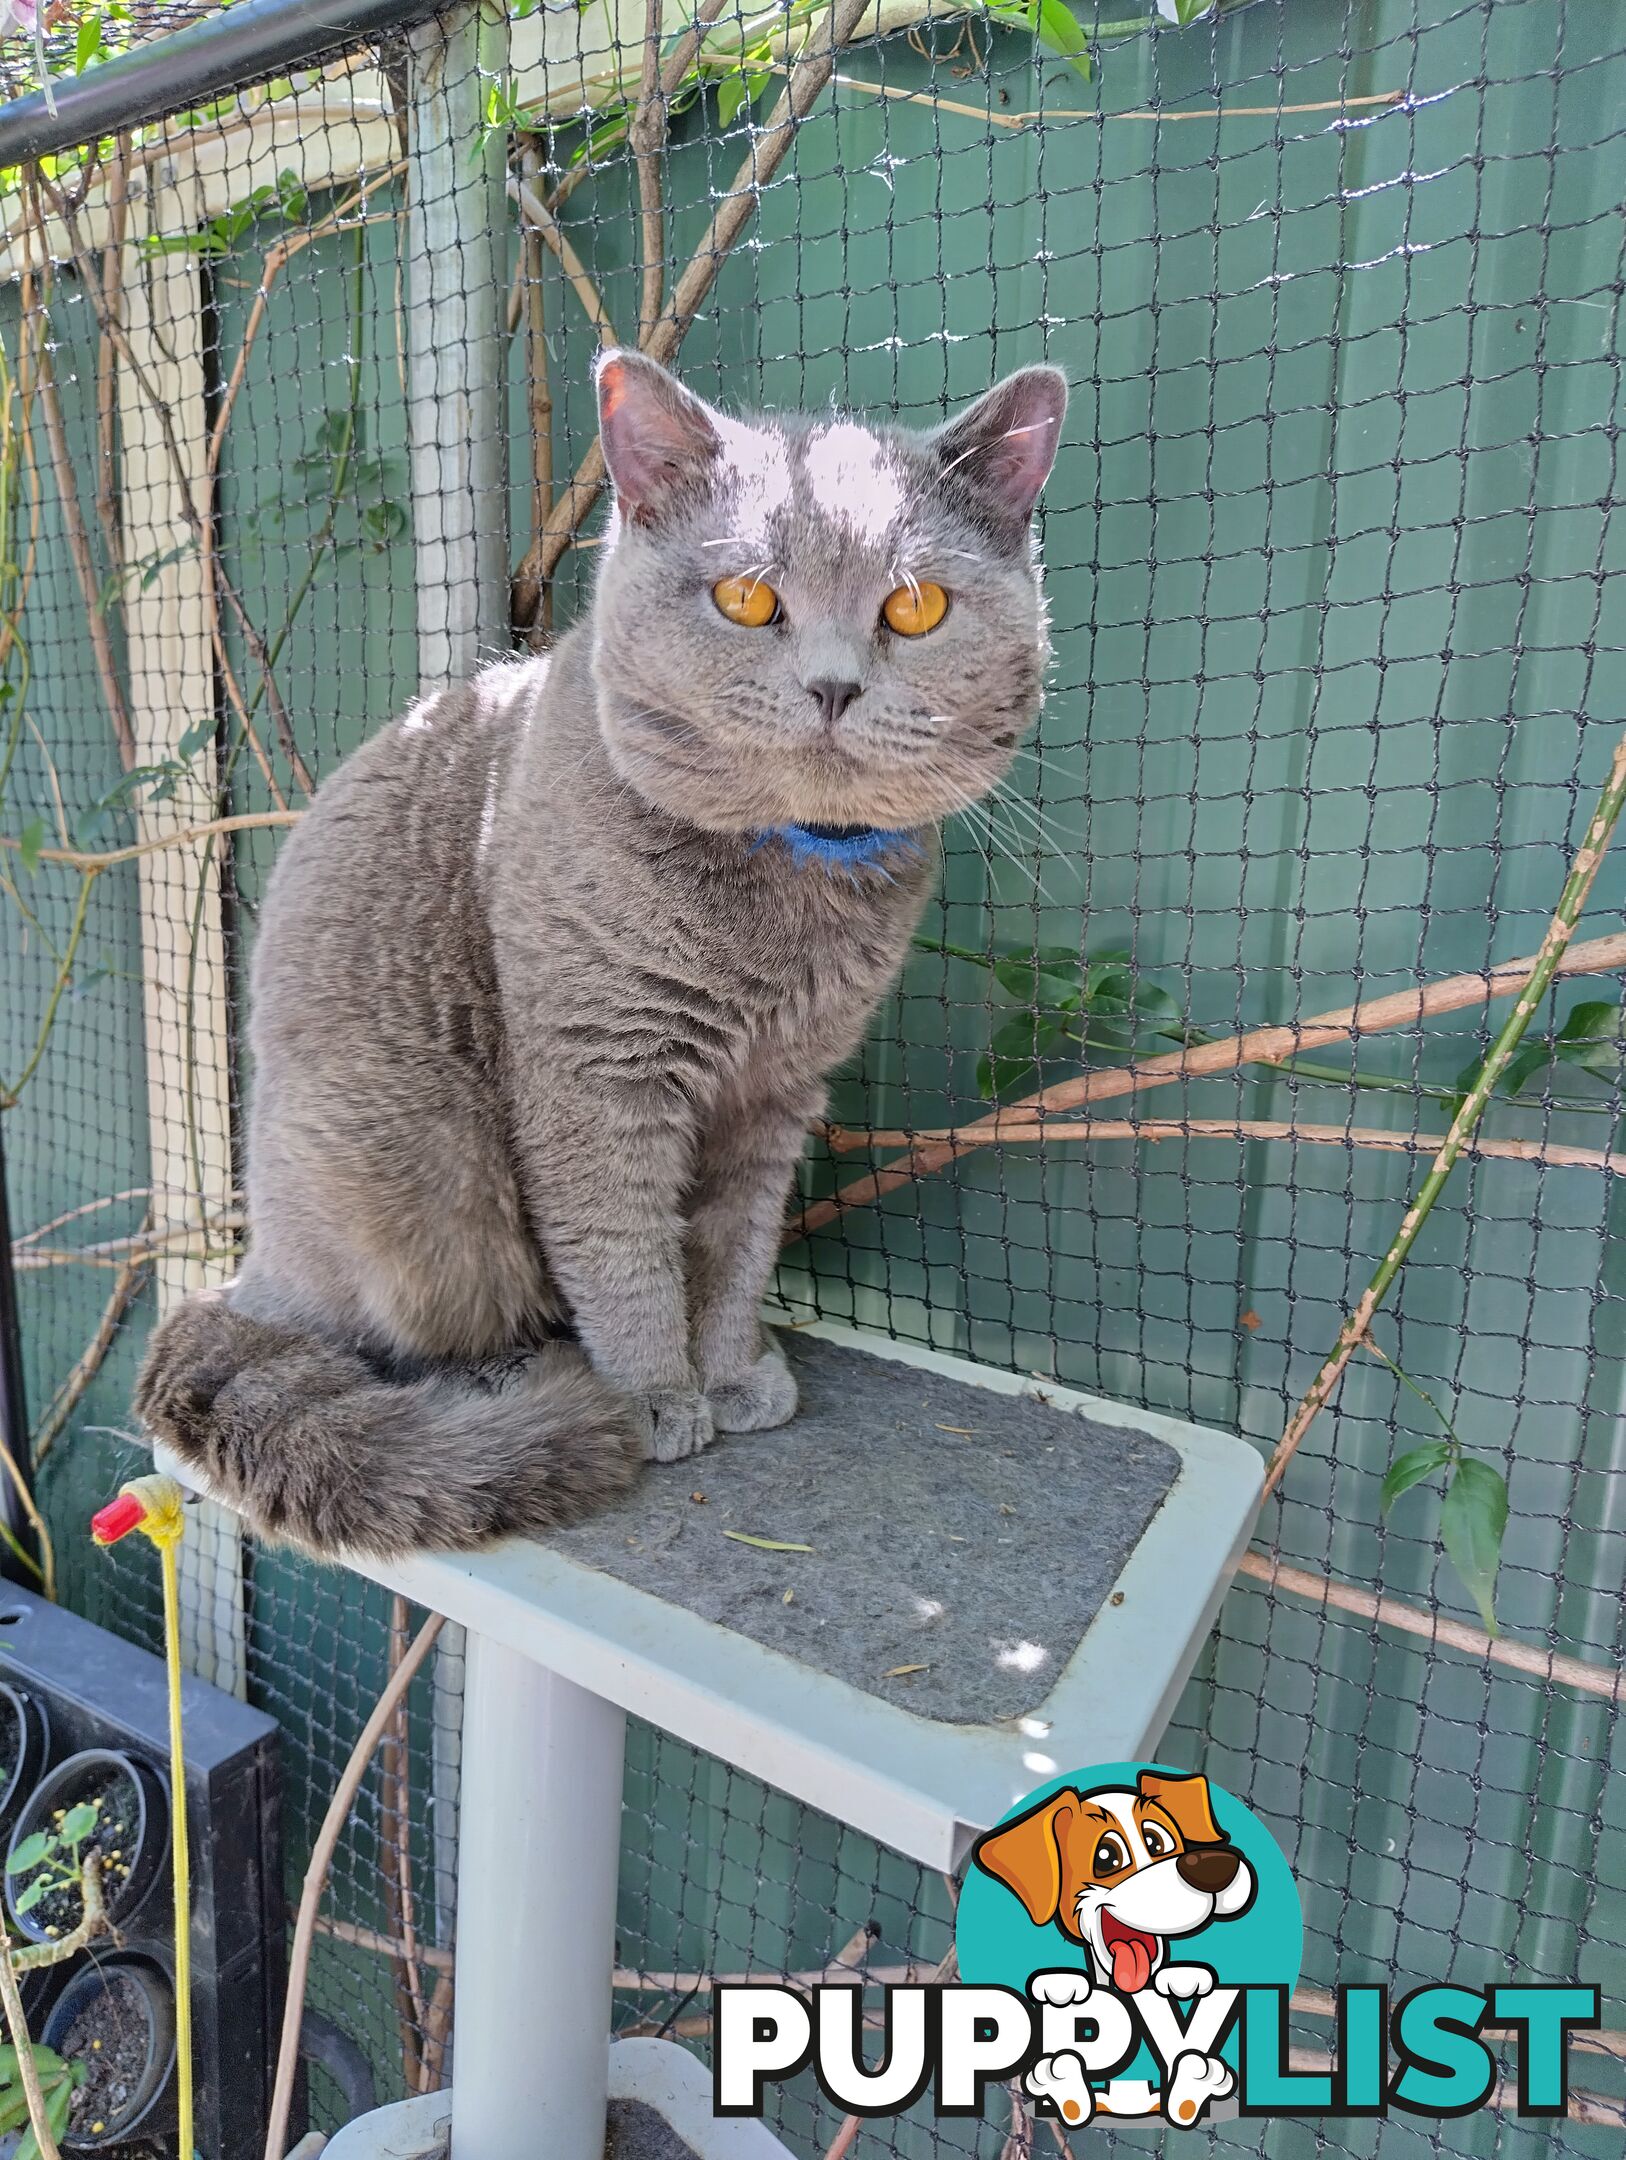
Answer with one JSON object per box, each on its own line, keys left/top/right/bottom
{"left": 8, "top": 1754, "right": 159, "bottom": 1939}
{"left": 59, "top": 1974, "right": 152, "bottom": 2140}
{"left": 42, "top": 1961, "right": 173, "bottom": 2150}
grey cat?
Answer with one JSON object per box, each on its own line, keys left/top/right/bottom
{"left": 135, "top": 349, "right": 1066, "bottom": 1557}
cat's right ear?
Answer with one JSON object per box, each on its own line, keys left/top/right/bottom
{"left": 595, "top": 350, "right": 723, "bottom": 524}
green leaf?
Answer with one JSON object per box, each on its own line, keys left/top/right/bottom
{"left": 993, "top": 953, "right": 1082, "bottom": 1003}
{"left": 717, "top": 68, "right": 748, "bottom": 126}
{"left": 0, "top": 2086, "right": 31, "bottom": 2134}
{"left": 59, "top": 1800, "right": 98, "bottom": 1844}
{"left": 12, "top": 1878, "right": 46, "bottom": 1913}
{"left": 722, "top": 1531, "right": 813, "bottom": 1552}
{"left": 176, "top": 718, "right": 216, "bottom": 762}
{"left": 1553, "top": 999, "right": 1622, "bottom": 1079}
{"left": 1439, "top": 1457, "right": 1508, "bottom": 1637}
{"left": 979, "top": 1010, "right": 1068, "bottom": 1099}
{"left": 16, "top": 818, "right": 43, "bottom": 875}
{"left": 360, "top": 500, "right": 408, "bottom": 549}
{"left": 1380, "top": 1441, "right": 1453, "bottom": 1514}
{"left": 74, "top": 13, "right": 104, "bottom": 72}
{"left": 7, "top": 1832, "right": 48, "bottom": 1874}
{"left": 1031, "top": 0, "right": 1092, "bottom": 79}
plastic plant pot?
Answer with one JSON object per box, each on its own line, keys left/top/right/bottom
{"left": 0, "top": 1679, "right": 49, "bottom": 1841}
{"left": 4, "top": 1748, "right": 169, "bottom": 1945}
{"left": 41, "top": 1954, "right": 177, "bottom": 2152}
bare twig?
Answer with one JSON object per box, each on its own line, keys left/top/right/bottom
{"left": 631, "top": 0, "right": 667, "bottom": 340}
{"left": 35, "top": 172, "right": 310, "bottom": 795}
{"left": 512, "top": 144, "right": 554, "bottom": 639}
{"left": 822, "top": 1116, "right": 1626, "bottom": 1176}
{"left": 30, "top": 1231, "right": 151, "bottom": 1468}
{"left": 1267, "top": 731, "right": 1626, "bottom": 1496}
{"left": 794, "top": 928, "right": 1626, "bottom": 1239}
{"left": 22, "top": 177, "right": 135, "bottom": 771}
{"left": 93, "top": 132, "right": 131, "bottom": 589}
{"left": 506, "top": 179, "right": 619, "bottom": 345}
{"left": 267, "top": 1614, "right": 445, "bottom": 2160}
{"left": 12, "top": 1187, "right": 150, "bottom": 1247}
{"left": 381, "top": 1595, "right": 428, "bottom": 2091}
{"left": 0, "top": 808, "right": 301, "bottom": 873}
{"left": 1237, "top": 1550, "right": 1622, "bottom": 1705}
{"left": 534, "top": 0, "right": 874, "bottom": 594}
{"left": 14, "top": 1215, "right": 244, "bottom": 1273}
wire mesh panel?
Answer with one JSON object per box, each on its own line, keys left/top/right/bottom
{"left": 0, "top": 0, "right": 1620, "bottom": 2151}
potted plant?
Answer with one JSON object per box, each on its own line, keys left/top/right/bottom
{"left": 0, "top": 1682, "right": 49, "bottom": 1844}
{"left": 0, "top": 2034, "right": 86, "bottom": 2160}
{"left": 4, "top": 1750, "right": 168, "bottom": 1945}
{"left": 39, "top": 1956, "right": 176, "bottom": 2151}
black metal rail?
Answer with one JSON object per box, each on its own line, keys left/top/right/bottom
{"left": 0, "top": 0, "right": 431, "bottom": 167}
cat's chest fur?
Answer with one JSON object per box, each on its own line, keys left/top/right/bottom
{"left": 486, "top": 638, "right": 933, "bottom": 1099}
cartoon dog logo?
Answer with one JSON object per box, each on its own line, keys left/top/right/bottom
{"left": 972, "top": 1770, "right": 1255, "bottom": 2126}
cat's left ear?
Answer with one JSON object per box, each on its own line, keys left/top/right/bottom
{"left": 933, "top": 366, "right": 1068, "bottom": 539}
{"left": 595, "top": 349, "right": 724, "bottom": 523}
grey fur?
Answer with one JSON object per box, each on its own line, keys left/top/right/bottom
{"left": 135, "top": 352, "right": 1067, "bottom": 1558}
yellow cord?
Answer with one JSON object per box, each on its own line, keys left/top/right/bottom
{"left": 110, "top": 1476, "right": 193, "bottom": 2160}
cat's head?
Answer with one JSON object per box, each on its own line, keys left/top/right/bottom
{"left": 587, "top": 351, "right": 1067, "bottom": 834}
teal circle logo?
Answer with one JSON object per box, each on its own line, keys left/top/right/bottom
{"left": 957, "top": 1762, "right": 1300, "bottom": 2112}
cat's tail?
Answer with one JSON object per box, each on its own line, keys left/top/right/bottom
{"left": 133, "top": 1289, "right": 645, "bottom": 1559}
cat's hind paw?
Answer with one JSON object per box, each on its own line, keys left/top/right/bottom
{"left": 707, "top": 1346, "right": 798, "bottom": 1433}
{"left": 636, "top": 1387, "right": 715, "bottom": 1463}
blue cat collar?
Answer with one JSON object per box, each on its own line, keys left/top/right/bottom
{"left": 760, "top": 822, "right": 918, "bottom": 871}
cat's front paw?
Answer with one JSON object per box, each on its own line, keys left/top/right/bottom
{"left": 706, "top": 1346, "right": 798, "bottom": 1433}
{"left": 635, "top": 1387, "right": 715, "bottom": 1463}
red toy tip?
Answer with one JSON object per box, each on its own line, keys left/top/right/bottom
{"left": 91, "top": 1492, "right": 147, "bottom": 1546}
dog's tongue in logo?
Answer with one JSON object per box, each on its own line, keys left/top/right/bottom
{"left": 1101, "top": 1912, "right": 1157, "bottom": 1995}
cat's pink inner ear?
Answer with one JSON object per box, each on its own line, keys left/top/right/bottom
{"left": 936, "top": 366, "right": 1068, "bottom": 531}
{"left": 595, "top": 351, "right": 721, "bottom": 520}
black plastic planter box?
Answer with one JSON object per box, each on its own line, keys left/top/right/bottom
{"left": 0, "top": 1585, "right": 282, "bottom": 2159}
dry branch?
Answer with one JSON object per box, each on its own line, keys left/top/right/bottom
{"left": 631, "top": 0, "right": 667, "bottom": 339}
{"left": 22, "top": 181, "right": 135, "bottom": 771}
{"left": 0, "top": 808, "right": 301, "bottom": 874}
{"left": 794, "top": 929, "right": 1626, "bottom": 1239}
{"left": 822, "top": 1116, "right": 1626, "bottom": 1175}
{"left": 31, "top": 1229, "right": 150, "bottom": 1467}
{"left": 1237, "top": 1550, "right": 1622, "bottom": 1705}
{"left": 267, "top": 1614, "right": 445, "bottom": 2160}
{"left": 531, "top": 0, "right": 875, "bottom": 597}
{"left": 507, "top": 180, "right": 619, "bottom": 345}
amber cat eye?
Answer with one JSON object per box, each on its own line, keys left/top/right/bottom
{"left": 882, "top": 581, "right": 949, "bottom": 636}
{"left": 712, "top": 576, "right": 781, "bottom": 627}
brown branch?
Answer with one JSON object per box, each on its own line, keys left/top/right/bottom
{"left": 23, "top": 176, "right": 136, "bottom": 771}
{"left": 416, "top": 1969, "right": 453, "bottom": 2096}
{"left": 15, "top": 1212, "right": 243, "bottom": 1273}
{"left": 630, "top": 0, "right": 667, "bottom": 340}
{"left": 267, "top": 1614, "right": 445, "bottom": 2160}
{"left": 35, "top": 172, "right": 310, "bottom": 796}
{"left": 93, "top": 132, "right": 131, "bottom": 589}
{"left": 533, "top": 0, "right": 874, "bottom": 595}
{"left": 0, "top": 807, "right": 301, "bottom": 873}
{"left": 31, "top": 1231, "right": 150, "bottom": 1467}
{"left": 11, "top": 1187, "right": 150, "bottom": 1247}
{"left": 512, "top": 145, "right": 553, "bottom": 640}
{"left": 793, "top": 928, "right": 1626, "bottom": 1240}
{"left": 380, "top": 1595, "right": 428, "bottom": 2092}
{"left": 506, "top": 180, "right": 619, "bottom": 345}
{"left": 1237, "top": 1550, "right": 1622, "bottom": 1705}
{"left": 822, "top": 1116, "right": 1626, "bottom": 1176}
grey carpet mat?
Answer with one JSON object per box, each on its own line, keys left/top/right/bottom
{"left": 605, "top": 2099, "right": 701, "bottom": 2160}
{"left": 549, "top": 1332, "right": 1180, "bottom": 1726}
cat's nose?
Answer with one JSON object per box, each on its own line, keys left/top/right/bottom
{"left": 806, "top": 679, "right": 862, "bottom": 727}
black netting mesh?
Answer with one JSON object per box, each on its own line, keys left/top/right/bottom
{"left": 0, "top": 0, "right": 1621, "bottom": 2152}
